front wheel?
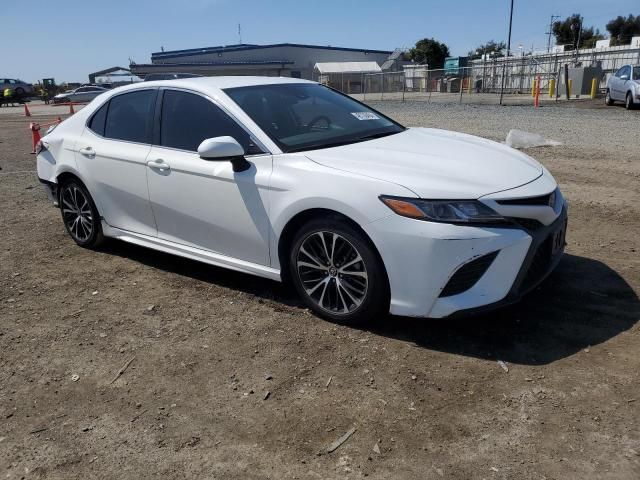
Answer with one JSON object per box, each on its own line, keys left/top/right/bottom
{"left": 625, "top": 92, "right": 635, "bottom": 110}
{"left": 288, "top": 218, "right": 389, "bottom": 325}
{"left": 59, "top": 180, "right": 104, "bottom": 248}
{"left": 605, "top": 90, "right": 614, "bottom": 106}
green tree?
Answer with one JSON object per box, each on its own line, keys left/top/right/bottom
{"left": 606, "top": 14, "right": 640, "bottom": 45}
{"left": 408, "top": 38, "right": 450, "bottom": 68}
{"left": 552, "top": 14, "right": 604, "bottom": 50}
{"left": 468, "top": 40, "right": 506, "bottom": 60}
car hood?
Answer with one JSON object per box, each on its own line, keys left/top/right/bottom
{"left": 305, "top": 127, "right": 543, "bottom": 199}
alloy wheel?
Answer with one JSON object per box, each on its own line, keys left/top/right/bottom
{"left": 296, "top": 231, "right": 368, "bottom": 314}
{"left": 61, "top": 184, "right": 94, "bottom": 242}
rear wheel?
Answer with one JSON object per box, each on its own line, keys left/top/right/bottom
{"left": 289, "top": 218, "right": 389, "bottom": 325}
{"left": 625, "top": 92, "right": 635, "bottom": 110}
{"left": 605, "top": 89, "right": 614, "bottom": 106}
{"left": 59, "top": 180, "right": 104, "bottom": 248}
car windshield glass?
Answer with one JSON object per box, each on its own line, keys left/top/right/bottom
{"left": 634, "top": 66, "right": 640, "bottom": 80}
{"left": 224, "top": 83, "right": 404, "bottom": 153}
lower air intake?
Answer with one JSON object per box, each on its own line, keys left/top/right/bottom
{"left": 439, "top": 251, "right": 499, "bottom": 297}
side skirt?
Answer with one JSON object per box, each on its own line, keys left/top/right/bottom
{"left": 101, "top": 222, "right": 281, "bottom": 282}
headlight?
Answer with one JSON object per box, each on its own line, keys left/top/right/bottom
{"left": 380, "top": 196, "right": 506, "bottom": 224}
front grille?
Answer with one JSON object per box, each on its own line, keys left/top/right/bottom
{"left": 440, "top": 251, "right": 499, "bottom": 297}
{"left": 497, "top": 192, "right": 554, "bottom": 206}
{"left": 520, "top": 237, "right": 553, "bottom": 292}
{"left": 510, "top": 217, "right": 545, "bottom": 232}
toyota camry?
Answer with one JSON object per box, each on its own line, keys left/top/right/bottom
{"left": 36, "top": 77, "right": 567, "bottom": 324}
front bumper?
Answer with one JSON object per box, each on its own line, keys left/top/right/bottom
{"left": 364, "top": 205, "right": 567, "bottom": 318}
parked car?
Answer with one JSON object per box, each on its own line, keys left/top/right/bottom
{"left": 52, "top": 86, "right": 109, "bottom": 104}
{"left": 605, "top": 64, "right": 640, "bottom": 109}
{"left": 36, "top": 77, "right": 567, "bottom": 324}
{"left": 144, "top": 73, "right": 203, "bottom": 81}
{"left": 0, "top": 78, "right": 33, "bottom": 95}
{"left": 80, "top": 83, "right": 114, "bottom": 90}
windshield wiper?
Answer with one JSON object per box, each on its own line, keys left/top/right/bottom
{"left": 352, "top": 130, "right": 400, "bottom": 142}
{"left": 285, "top": 130, "right": 401, "bottom": 153}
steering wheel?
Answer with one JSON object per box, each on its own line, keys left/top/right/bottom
{"left": 307, "top": 115, "right": 331, "bottom": 131}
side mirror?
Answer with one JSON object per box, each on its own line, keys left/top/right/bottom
{"left": 197, "top": 136, "right": 251, "bottom": 172}
{"left": 620, "top": 74, "right": 629, "bottom": 80}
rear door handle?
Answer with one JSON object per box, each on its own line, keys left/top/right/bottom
{"left": 79, "top": 146, "right": 95, "bottom": 158}
{"left": 147, "top": 159, "right": 171, "bottom": 172}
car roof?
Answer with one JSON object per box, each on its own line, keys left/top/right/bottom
{"left": 114, "top": 76, "right": 316, "bottom": 95}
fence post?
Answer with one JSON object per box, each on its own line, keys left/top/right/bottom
{"left": 402, "top": 72, "right": 406, "bottom": 102}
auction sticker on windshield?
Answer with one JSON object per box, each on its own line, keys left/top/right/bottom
{"left": 351, "top": 112, "right": 380, "bottom": 120}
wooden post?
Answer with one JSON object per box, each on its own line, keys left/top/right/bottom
{"left": 564, "top": 64, "right": 570, "bottom": 100}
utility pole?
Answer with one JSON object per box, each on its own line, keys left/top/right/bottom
{"left": 499, "top": 0, "right": 514, "bottom": 105}
{"left": 546, "top": 15, "right": 560, "bottom": 53}
{"left": 238, "top": 23, "right": 242, "bottom": 44}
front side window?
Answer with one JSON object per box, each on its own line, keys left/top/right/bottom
{"left": 224, "top": 83, "right": 404, "bottom": 153}
{"left": 617, "top": 66, "right": 631, "bottom": 78}
{"left": 634, "top": 66, "right": 640, "bottom": 80}
{"left": 104, "top": 90, "right": 155, "bottom": 143}
{"left": 159, "top": 90, "right": 260, "bottom": 153}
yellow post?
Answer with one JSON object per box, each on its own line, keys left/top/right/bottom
{"left": 531, "top": 79, "right": 537, "bottom": 97}
{"left": 549, "top": 78, "right": 556, "bottom": 98}
{"left": 567, "top": 79, "right": 573, "bottom": 98}
{"left": 590, "top": 78, "right": 597, "bottom": 99}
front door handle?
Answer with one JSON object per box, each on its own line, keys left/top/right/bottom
{"left": 147, "top": 159, "right": 171, "bottom": 172}
{"left": 79, "top": 146, "right": 95, "bottom": 158}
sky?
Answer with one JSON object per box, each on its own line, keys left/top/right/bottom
{"left": 3, "top": 0, "right": 638, "bottom": 83}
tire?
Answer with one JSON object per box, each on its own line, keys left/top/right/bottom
{"left": 15, "top": 87, "right": 25, "bottom": 96}
{"left": 625, "top": 92, "right": 635, "bottom": 110}
{"left": 288, "top": 217, "right": 389, "bottom": 325}
{"left": 59, "top": 179, "right": 105, "bottom": 248}
{"left": 605, "top": 89, "right": 614, "bottom": 106}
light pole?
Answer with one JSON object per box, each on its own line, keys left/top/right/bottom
{"left": 518, "top": 44, "right": 524, "bottom": 92}
{"left": 499, "top": 0, "right": 515, "bottom": 105}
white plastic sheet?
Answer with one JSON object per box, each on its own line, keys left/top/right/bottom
{"left": 505, "top": 129, "right": 562, "bottom": 149}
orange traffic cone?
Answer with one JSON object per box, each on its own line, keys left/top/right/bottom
{"left": 24, "top": 104, "right": 31, "bottom": 117}
{"left": 69, "top": 103, "right": 75, "bottom": 115}
{"left": 30, "top": 123, "right": 41, "bottom": 154}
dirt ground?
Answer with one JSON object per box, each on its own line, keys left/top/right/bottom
{"left": 1, "top": 103, "right": 639, "bottom": 480}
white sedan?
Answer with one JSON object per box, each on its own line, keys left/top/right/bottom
{"left": 36, "top": 77, "right": 567, "bottom": 324}
{"left": 52, "top": 85, "right": 109, "bottom": 104}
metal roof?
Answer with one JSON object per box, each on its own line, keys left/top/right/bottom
{"left": 152, "top": 43, "right": 392, "bottom": 61}
{"left": 133, "top": 60, "right": 294, "bottom": 67}
{"left": 313, "top": 62, "right": 382, "bottom": 74}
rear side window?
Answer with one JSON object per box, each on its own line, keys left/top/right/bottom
{"left": 159, "top": 90, "right": 260, "bottom": 153}
{"left": 88, "top": 102, "right": 108, "bottom": 136}
{"left": 104, "top": 90, "right": 155, "bottom": 143}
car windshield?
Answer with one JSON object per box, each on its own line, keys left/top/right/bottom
{"left": 634, "top": 66, "right": 640, "bottom": 80}
{"left": 224, "top": 83, "right": 404, "bottom": 153}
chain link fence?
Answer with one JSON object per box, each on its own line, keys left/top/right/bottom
{"left": 346, "top": 44, "right": 640, "bottom": 105}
